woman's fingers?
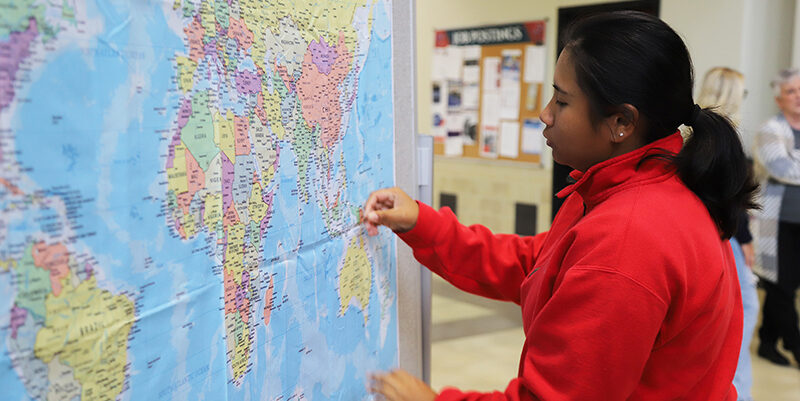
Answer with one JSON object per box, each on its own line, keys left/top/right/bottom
{"left": 362, "top": 190, "right": 390, "bottom": 235}
{"left": 362, "top": 187, "right": 418, "bottom": 235}
{"left": 368, "top": 370, "right": 437, "bottom": 401}
{"left": 368, "top": 372, "right": 397, "bottom": 400}
{"left": 363, "top": 190, "right": 395, "bottom": 219}
{"left": 369, "top": 371, "right": 400, "bottom": 401}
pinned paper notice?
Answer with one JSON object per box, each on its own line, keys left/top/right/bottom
{"left": 521, "top": 119, "right": 544, "bottom": 155}
{"left": 444, "top": 135, "right": 464, "bottom": 157}
{"left": 499, "top": 121, "right": 520, "bottom": 158}
{"left": 447, "top": 80, "right": 463, "bottom": 111}
{"left": 500, "top": 79, "right": 520, "bottom": 120}
{"left": 444, "top": 46, "right": 463, "bottom": 81}
{"left": 482, "top": 57, "right": 500, "bottom": 92}
{"left": 431, "top": 80, "right": 447, "bottom": 137}
{"left": 446, "top": 112, "right": 465, "bottom": 135}
{"left": 462, "top": 45, "right": 482, "bottom": 60}
{"left": 481, "top": 92, "right": 501, "bottom": 127}
{"left": 463, "top": 112, "right": 479, "bottom": 145}
{"left": 501, "top": 49, "right": 522, "bottom": 80}
{"left": 463, "top": 84, "right": 480, "bottom": 109}
{"left": 499, "top": 50, "right": 521, "bottom": 120}
{"left": 432, "top": 48, "right": 448, "bottom": 81}
{"left": 463, "top": 62, "right": 480, "bottom": 84}
{"left": 525, "top": 84, "right": 539, "bottom": 111}
{"left": 462, "top": 45, "right": 482, "bottom": 84}
{"left": 480, "top": 125, "right": 498, "bottom": 158}
{"left": 524, "top": 45, "right": 546, "bottom": 83}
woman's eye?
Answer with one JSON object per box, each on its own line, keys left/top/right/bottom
{"left": 555, "top": 100, "right": 567, "bottom": 106}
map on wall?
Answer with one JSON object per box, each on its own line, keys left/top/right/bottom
{"left": 0, "top": 0, "right": 397, "bottom": 399}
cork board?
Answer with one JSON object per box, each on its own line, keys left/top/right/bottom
{"left": 432, "top": 21, "right": 547, "bottom": 164}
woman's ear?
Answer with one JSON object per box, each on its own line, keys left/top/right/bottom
{"left": 608, "top": 104, "right": 639, "bottom": 144}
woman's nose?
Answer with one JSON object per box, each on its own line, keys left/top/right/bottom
{"left": 540, "top": 97, "right": 554, "bottom": 126}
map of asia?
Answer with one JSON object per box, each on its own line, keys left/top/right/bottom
{"left": 0, "top": 0, "right": 397, "bottom": 399}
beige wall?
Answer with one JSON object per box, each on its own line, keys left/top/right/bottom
{"left": 737, "top": 0, "right": 795, "bottom": 149}
{"left": 433, "top": 157, "right": 554, "bottom": 234}
{"left": 794, "top": 0, "right": 800, "bottom": 68}
{"left": 418, "top": 0, "right": 796, "bottom": 234}
{"left": 661, "top": 0, "right": 746, "bottom": 84}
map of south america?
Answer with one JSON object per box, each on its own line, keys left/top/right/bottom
{"left": 0, "top": 0, "right": 397, "bottom": 400}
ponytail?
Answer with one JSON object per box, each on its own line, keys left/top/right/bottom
{"left": 674, "top": 107, "right": 759, "bottom": 238}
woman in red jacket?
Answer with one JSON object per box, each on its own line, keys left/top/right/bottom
{"left": 368, "top": 11, "right": 758, "bottom": 401}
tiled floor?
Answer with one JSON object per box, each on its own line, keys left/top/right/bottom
{"left": 430, "top": 275, "right": 800, "bottom": 399}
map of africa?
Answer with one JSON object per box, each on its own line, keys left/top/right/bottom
{"left": 0, "top": 0, "right": 398, "bottom": 400}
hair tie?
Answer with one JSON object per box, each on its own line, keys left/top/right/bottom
{"left": 687, "top": 104, "right": 702, "bottom": 125}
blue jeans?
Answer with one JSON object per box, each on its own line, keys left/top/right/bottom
{"left": 730, "top": 238, "right": 759, "bottom": 401}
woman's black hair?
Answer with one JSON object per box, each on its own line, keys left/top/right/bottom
{"left": 562, "top": 11, "right": 758, "bottom": 238}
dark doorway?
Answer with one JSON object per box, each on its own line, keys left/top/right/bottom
{"left": 515, "top": 203, "right": 538, "bottom": 236}
{"left": 440, "top": 193, "right": 457, "bottom": 216}
{"left": 550, "top": 0, "right": 660, "bottom": 221}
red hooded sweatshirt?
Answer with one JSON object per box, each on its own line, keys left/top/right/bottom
{"left": 398, "top": 133, "right": 742, "bottom": 400}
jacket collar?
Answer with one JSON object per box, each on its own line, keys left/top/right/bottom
{"left": 556, "top": 132, "right": 683, "bottom": 209}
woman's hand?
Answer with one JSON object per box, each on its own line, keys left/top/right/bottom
{"left": 361, "top": 187, "right": 419, "bottom": 236}
{"left": 368, "top": 370, "right": 437, "bottom": 401}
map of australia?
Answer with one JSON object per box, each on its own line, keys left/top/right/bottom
{"left": 0, "top": 0, "right": 397, "bottom": 400}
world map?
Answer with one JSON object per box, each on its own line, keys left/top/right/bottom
{"left": 0, "top": 0, "right": 397, "bottom": 399}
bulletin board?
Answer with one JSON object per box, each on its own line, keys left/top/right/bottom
{"left": 431, "top": 21, "right": 547, "bottom": 163}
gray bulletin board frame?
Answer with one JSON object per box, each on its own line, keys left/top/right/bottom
{"left": 392, "top": 0, "right": 430, "bottom": 382}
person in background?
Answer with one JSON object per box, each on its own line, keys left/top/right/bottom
{"left": 366, "top": 11, "right": 758, "bottom": 401}
{"left": 697, "top": 66, "right": 759, "bottom": 400}
{"left": 752, "top": 68, "right": 800, "bottom": 368}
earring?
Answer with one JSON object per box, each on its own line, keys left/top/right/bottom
{"left": 619, "top": 132, "right": 624, "bottom": 136}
